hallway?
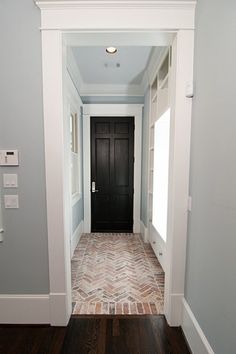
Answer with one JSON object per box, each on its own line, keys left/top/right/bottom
{"left": 71, "top": 233, "right": 165, "bottom": 315}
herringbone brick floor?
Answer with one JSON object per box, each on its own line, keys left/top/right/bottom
{"left": 71, "top": 233, "right": 165, "bottom": 315}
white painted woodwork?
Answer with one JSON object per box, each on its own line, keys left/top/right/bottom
{"left": 35, "top": 0, "right": 196, "bottom": 328}
{"left": 182, "top": 298, "right": 215, "bottom": 354}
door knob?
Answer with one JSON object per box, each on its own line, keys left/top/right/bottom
{"left": 92, "top": 181, "right": 99, "bottom": 193}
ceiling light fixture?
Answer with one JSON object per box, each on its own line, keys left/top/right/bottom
{"left": 106, "top": 46, "right": 117, "bottom": 54}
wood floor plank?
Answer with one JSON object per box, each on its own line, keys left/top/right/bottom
{"left": 0, "top": 316, "right": 190, "bottom": 354}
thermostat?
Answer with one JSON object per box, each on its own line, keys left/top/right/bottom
{"left": 0, "top": 150, "right": 19, "bottom": 166}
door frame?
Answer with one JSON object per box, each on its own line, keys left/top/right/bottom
{"left": 36, "top": 0, "right": 196, "bottom": 326}
{"left": 83, "top": 104, "right": 142, "bottom": 234}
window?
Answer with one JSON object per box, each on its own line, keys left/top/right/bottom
{"left": 70, "top": 113, "right": 78, "bottom": 153}
{"left": 152, "top": 108, "right": 170, "bottom": 242}
{"left": 70, "top": 113, "right": 79, "bottom": 196}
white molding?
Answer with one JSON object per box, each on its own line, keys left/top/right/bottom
{"left": 164, "top": 30, "right": 194, "bottom": 326}
{"left": 36, "top": 1, "right": 196, "bottom": 11}
{"left": 71, "top": 192, "right": 82, "bottom": 206}
{"left": 0, "top": 295, "right": 50, "bottom": 324}
{"left": 82, "top": 114, "right": 91, "bottom": 232}
{"left": 164, "top": 293, "right": 184, "bottom": 326}
{"left": 42, "top": 30, "right": 72, "bottom": 326}
{"left": 49, "top": 292, "right": 71, "bottom": 326}
{"left": 37, "top": 0, "right": 195, "bottom": 328}
{"left": 182, "top": 298, "right": 215, "bottom": 354}
{"left": 36, "top": 1, "right": 196, "bottom": 31}
{"left": 83, "top": 104, "right": 142, "bottom": 233}
{"left": 81, "top": 83, "right": 144, "bottom": 97}
{"left": 65, "top": 32, "right": 174, "bottom": 48}
{"left": 71, "top": 220, "right": 84, "bottom": 258}
{"left": 140, "top": 220, "right": 149, "bottom": 243}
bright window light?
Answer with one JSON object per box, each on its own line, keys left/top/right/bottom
{"left": 152, "top": 108, "right": 171, "bottom": 242}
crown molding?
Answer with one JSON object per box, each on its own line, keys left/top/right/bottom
{"left": 36, "top": 1, "right": 197, "bottom": 11}
{"left": 80, "top": 83, "right": 144, "bottom": 96}
{"left": 36, "top": 0, "right": 196, "bottom": 31}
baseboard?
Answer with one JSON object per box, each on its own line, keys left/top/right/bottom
{"left": 49, "top": 292, "right": 71, "bottom": 326}
{"left": 0, "top": 294, "right": 50, "bottom": 324}
{"left": 165, "top": 293, "right": 184, "bottom": 326}
{"left": 71, "top": 220, "right": 84, "bottom": 258}
{"left": 182, "top": 298, "right": 215, "bottom": 354}
{"left": 140, "top": 220, "right": 149, "bottom": 243}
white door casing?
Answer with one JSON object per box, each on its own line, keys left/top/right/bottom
{"left": 36, "top": 0, "right": 196, "bottom": 326}
{"left": 82, "top": 104, "right": 143, "bottom": 234}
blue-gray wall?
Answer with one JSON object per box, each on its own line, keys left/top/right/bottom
{"left": 0, "top": 0, "right": 49, "bottom": 293}
{"left": 140, "top": 89, "right": 150, "bottom": 226}
{"left": 185, "top": 1, "right": 236, "bottom": 353}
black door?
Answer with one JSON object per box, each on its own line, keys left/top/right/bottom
{"left": 91, "top": 116, "right": 134, "bottom": 232}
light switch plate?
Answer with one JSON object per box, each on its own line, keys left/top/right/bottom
{"left": 3, "top": 174, "right": 18, "bottom": 188}
{"left": 0, "top": 150, "right": 19, "bottom": 166}
{"left": 4, "top": 195, "right": 19, "bottom": 209}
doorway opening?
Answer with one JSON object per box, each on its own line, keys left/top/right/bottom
{"left": 67, "top": 42, "right": 169, "bottom": 316}
{"left": 37, "top": 0, "right": 195, "bottom": 326}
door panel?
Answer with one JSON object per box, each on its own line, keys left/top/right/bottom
{"left": 95, "top": 139, "right": 110, "bottom": 185}
{"left": 91, "top": 116, "right": 134, "bottom": 232}
{"left": 114, "top": 139, "right": 129, "bottom": 186}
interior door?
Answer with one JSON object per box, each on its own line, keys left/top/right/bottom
{"left": 91, "top": 116, "right": 134, "bottom": 232}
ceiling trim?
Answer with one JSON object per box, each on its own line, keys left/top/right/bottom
{"left": 81, "top": 83, "right": 144, "bottom": 96}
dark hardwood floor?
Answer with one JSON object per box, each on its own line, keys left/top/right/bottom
{"left": 0, "top": 315, "right": 190, "bottom": 354}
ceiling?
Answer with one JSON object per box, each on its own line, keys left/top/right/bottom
{"left": 71, "top": 46, "right": 152, "bottom": 86}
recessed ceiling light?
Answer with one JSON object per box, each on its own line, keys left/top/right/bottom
{"left": 106, "top": 47, "right": 117, "bottom": 54}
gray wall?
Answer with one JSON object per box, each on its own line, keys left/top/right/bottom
{"left": 140, "top": 89, "right": 150, "bottom": 226}
{"left": 185, "top": 1, "right": 236, "bottom": 353}
{"left": 0, "top": 0, "right": 49, "bottom": 293}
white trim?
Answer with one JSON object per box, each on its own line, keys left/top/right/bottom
{"left": 140, "top": 220, "right": 149, "bottom": 243}
{"left": 65, "top": 32, "right": 174, "bottom": 48}
{"left": 81, "top": 84, "right": 143, "bottom": 97}
{"left": 71, "top": 192, "right": 82, "bottom": 206}
{"left": 41, "top": 30, "right": 72, "bottom": 326}
{"left": 71, "top": 220, "right": 84, "bottom": 257}
{"left": 0, "top": 295, "right": 50, "bottom": 324}
{"left": 83, "top": 104, "right": 142, "bottom": 233}
{"left": 182, "top": 298, "right": 215, "bottom": 354}
{"left": 36, "top": 0, "right": 195, "bottom": 326}
{"left": 36, "top": 1, "right": 196, "bottom": 11}
{"left": 164, "top": 30, "right": 194, "bottom": 326}
{"left": 36, "top": 1, "right": 196, "bottom": 31}
{"left": 168, "top": 293, "right": 184, "bottom": 325}
{"left": 49, "top": 292, "right": 70, "bottom": 326}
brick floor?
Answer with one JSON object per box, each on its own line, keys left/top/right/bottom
{"left": 71, "top": 233, "right": 165, "bottom": 315}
